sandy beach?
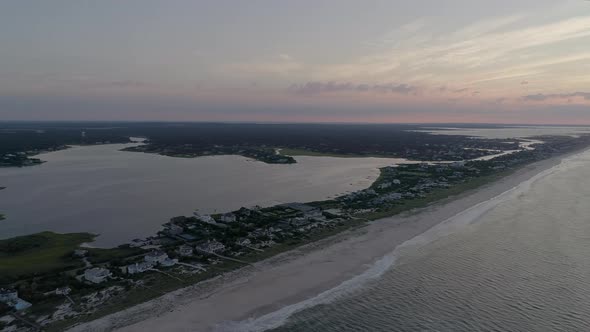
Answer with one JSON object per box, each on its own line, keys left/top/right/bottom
{"left": 66, "top": 151, "right": 579, "bottom": 332}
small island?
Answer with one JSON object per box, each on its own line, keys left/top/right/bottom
{"left": 123, "top": 144, "right": 296, "bottom": 164}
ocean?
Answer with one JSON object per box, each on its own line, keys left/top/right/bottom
{"left": 261, "top": 148, "right": 590, "bottom": 331}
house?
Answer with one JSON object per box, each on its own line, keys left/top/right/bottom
{"left": 144, "top": 250, "right": 169, "bottom": 264}
{"left": 236, "top": 238, "right": 252, "bottom": 247}
{"left": 0, "top": 289, "right": 17, "bottom": 303}
{"left": 193, "top": 212, "right": 216, "bottom": 224}
{"left": 55, "top": 287, "right": 71, "bottom": 295}
{"left": 73, "top": 249, "right": 88, "bottom": 257}
{"left": 165, "top": 223, "right": 184, "bottom": 235}
{"left": 127, "top": 261, "right": 154, "bottom": 274}
{"left": 0, "top": 289, "right": 31, "bottom": 311}
{"left": 160, "top": 257, "right": 178, "bottom": 267}
{"left": 323, "top": 209, "right": 343, "bottom": 217}
{"left": 451, "top": 161, "right": 466, "bottom": 168}
{"left": 196, "top": 240, "right": 226, "bottom": 254}
{"left": 220, "top": 213, "right": 237, "bottom": 223}
{"left": 258, "top": 240, "right": 276, "bottom": 248}
{"left": 177, "top": 244, "right": 194, "bottom": 256}
{"left": 378, "top": 182, "right": 392, "bottom": 189}
{"left": 84, "top": 268, "right": 111, "bottom": 284}
{"left": 236, "top": 207, "right": 252, "bottom": 217}
{"left": 291, "top": 217, "right": 311, "bottom": 227}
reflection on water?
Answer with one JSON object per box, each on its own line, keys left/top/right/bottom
{"left": 0, "top": 143, "right": 401, "bottom": 247}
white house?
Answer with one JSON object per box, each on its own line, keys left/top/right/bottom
{"left": 55, "top": 287, "right": 71, "bottom": 295}
{"left": 193, "top": 212, "right": 216, "bottom": 224}
{"left": 220, "top": 213, "right": 237, "bottom": 223}
{"left": 160, "top": 257, "right": 178, "bottom": 267}
{"left": 236, "top": 238, "right": 252, "bottom": 247}
{"left": 127, "top": 261, "right": 154, "bottom": 274}
{"left": 144, "top": 250, "right": 169, "bottom": 264}
{"left": 84, "top": 268, "right": 111, "bottom": 284}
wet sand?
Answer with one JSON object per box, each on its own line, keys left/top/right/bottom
{"left": 66, "top": 152, "right": 577, "bottom": 332}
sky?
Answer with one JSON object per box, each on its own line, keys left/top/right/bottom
{"left": 0, "top": 0, "right": 589, "bottom": 124}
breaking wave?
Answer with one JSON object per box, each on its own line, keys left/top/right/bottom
{"left": 215, "top": 153, "right": 578, "bottom": 332}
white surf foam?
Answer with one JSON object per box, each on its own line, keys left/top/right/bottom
{"left": 215, "top": 151, "right": 584, "bottom": 332}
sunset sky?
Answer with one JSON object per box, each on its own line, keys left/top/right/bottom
{"left": 1, "top": 0, "right": 589, "bottom": 123}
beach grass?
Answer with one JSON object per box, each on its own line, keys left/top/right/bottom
{"left": 0, "top": 231, "right": 95, "bottom": 280}
{"left": 85, "top": 246, "right": 145, "bottom": 265}
{"left": 358, "top": 170, "right": 514, "bottom": 220}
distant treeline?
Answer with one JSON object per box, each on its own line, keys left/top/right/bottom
{"left": 0, "top": 122, "right": 520, "bottom": 164}
{"left": 113, "top": 123, "right": 519, "bottom": 161}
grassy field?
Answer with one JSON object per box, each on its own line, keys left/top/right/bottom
{"left": 357, "top": 170, "right": 513, "bottom": 220}
{"left": 86, "top": 246, "right": 145, "bottom": 264}
{"left": 0, "top": 231, "right": 95, "bottom": 280}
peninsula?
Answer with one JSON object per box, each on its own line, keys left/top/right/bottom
{"left": 1, "top": 131, "right": 589, "bottom": 331}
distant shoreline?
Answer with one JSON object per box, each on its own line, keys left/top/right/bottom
{"left": 67, "top": 145, "right": 589, "bottom": 332}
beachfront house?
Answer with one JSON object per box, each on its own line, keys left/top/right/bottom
{"left": 126, "top": 261, "right": 154, "bottom": 274}
{"left": 220, "top": 213, "right": 237, "bottom": 223}
{"left": 144, "top": 250, "right": 169, "bottom": 264}
{"left": 83, "top": 268, "right": 111, "bottom": 284}
{"left": 0, "top": 288, "right": 32, "bottom": 311}
{"left": 160, "top": 257, "right": 178, "bottom": 267}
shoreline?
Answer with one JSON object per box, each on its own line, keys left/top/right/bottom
{"left": 67, "top": 148, "right": 585, "bottom": 332}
